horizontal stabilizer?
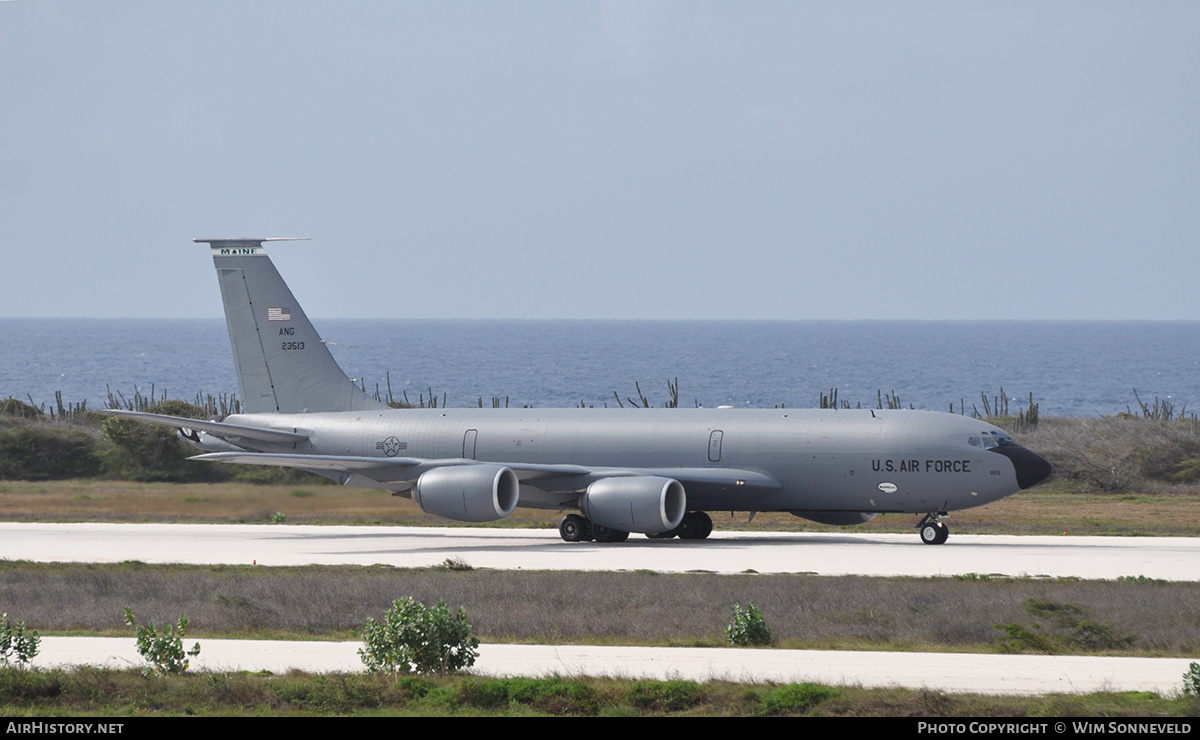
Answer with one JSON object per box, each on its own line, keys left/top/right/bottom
{"left": 100, "top": 409, "right": 309, "bottom": 444}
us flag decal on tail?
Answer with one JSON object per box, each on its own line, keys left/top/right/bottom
{"left": 268, "top": 307, "right": 291, "bottom": 321}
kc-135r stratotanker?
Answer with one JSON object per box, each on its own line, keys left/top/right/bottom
{"left": 104, "top": 239, "right": 1052, "bottom": 545}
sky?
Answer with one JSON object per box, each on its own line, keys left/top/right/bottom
{"left": 1, "top": 1, "right": 1197, "bottom": 321}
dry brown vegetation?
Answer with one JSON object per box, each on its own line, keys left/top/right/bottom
{"left": 1, "top": 562, "right": 1197, "bottom": 656}
{"left": 1003, "top": 415, "right": 1200, "bottom": 494}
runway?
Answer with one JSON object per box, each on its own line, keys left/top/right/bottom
{"left": 30, "top": 637, "right": 1196, "bottom": 696}
{"left": 1, "top": 523, "right": 1198, "bottom": 580}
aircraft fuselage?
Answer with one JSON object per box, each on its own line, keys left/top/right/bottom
{"left": 224, "top": 405, "right": 1034, "bottom": 515}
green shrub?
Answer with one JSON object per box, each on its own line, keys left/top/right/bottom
{"left": 1068, "top": 620, "right": 1138, "bottom": 651}
{"left": 726, "top": 601, "right": 773, "bottom": 646}
{"left": 0, "top": 423, "right": 100, "bottom": 480}
{"left": 451, "top": 677, "right": 596, "bottom": 713}
{"left": 102, "top": 400, "right": 210, "bottom": 482}
{"left": 627, "top": 679, "right": 704, "bottom": 712}
{"left": 359, "top": 597, "right": 479, "bottom": 675}
{"left": 102, "top": 418, "right": 189, "bottom": 481}
{"left": 1130, "top": 437, "right": 1200, "bottom": 484}
{"left": 994, "top": 622, "right": 1054, "bottom": 654}
{"left": 123, "top": 607, "right": 201, "bottom": 677}
{"left": 439, "top": 556, "right": 473, "bottom": 571}
{"left": 995, "top": 598, "right": 1137, "bottom": 654}
{"left": 0, "top": 613, "right": 40, "bottom": 668}
{"left": 1184, "top": 662, "right": 1200, "bottom": 696}
{"left": 759, "top": 683, "right": 839, "bottom": 715}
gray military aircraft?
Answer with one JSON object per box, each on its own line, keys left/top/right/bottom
{"left": 104, "top": 238, "right": 1051, "bottom": 545}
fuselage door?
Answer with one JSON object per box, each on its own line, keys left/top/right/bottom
{"left": 463, "top": 429, "right": 478, "bottom": 460}
{"left": 708, "top": 430, "right": 723, "bottom": 462}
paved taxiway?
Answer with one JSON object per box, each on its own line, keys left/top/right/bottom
{"left": 32, "top": 637, "right": 1194, "bottom": 696}
{"left": 2, "top": 523, "right": 1198, "bottom": 580}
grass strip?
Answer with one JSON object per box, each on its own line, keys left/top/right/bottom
{"left": 1, "top": 668, "right": 1197, "bottom": 717}
{"left": 1, "top": 561, "right": 1197, "bottom": 657}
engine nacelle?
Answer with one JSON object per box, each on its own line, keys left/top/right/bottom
{"left": 413, "top": 465, "right": 519, "bottom": 522}
{"left": 581, "top": 476, "right": 686, "bottom": 534}
{"left": 789, "top": 510, "right": 877, "bottom": 526}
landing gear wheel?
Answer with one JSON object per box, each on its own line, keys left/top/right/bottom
{"left": 592, "top": 524, "right": 629, "bottom": 543}
{"left": 676, "top": 512, "right": 699, "bottom": 539}
{"left": 920, "top": 521, "right": 949, "bottom": 545}
{"left": 559, "top": 514, "right": 589, "bottom": 543}
{"left": 676, "top": 511, "right": 714, "bottom": 540}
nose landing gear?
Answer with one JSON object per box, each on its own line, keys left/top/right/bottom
{"left": 917, "top": 512, "right": 950, "bottom": 545}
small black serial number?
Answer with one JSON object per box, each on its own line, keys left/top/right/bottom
{"left": 281, "top": 341, "right": 305, "bottom": 351}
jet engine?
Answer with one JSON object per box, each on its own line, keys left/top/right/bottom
{"left": 413, "top": 465, "right": 520, "bottom": 522}
{"left": 580, "top": 476, "right": 686, "bottom": 534}
{"left": 789, "top": 511, "right": 877, "bottom": 526}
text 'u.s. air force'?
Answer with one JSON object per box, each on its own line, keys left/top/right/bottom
{"left": 873, "top": 459, "right": 971, "bottom": 473}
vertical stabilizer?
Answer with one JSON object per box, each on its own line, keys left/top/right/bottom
{"left": 197, "top": 238, "right": 385, "bottom": 414}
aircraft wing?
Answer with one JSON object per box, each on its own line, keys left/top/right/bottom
{"left": 626, "top": 467, "right": 779, "bottom": 489}
{"left": 100, "top": 409, "right": 309, "bottom": 445}
{"left": 188, "top": 451, "right": 779, "bottom": 492}
{"left": 190, "top": 451, "right": 588, "bottom": 482}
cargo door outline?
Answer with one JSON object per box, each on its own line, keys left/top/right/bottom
{"left": 463, "top": 429, "right": 478, "bottom": 460}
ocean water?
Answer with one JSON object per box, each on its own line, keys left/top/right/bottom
{"left": 2, "top": 318, "right": 1198, "bottom": 417}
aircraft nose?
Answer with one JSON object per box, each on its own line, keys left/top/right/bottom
{"left": 992, "top": 445, "right": 1053, "bottom": 490}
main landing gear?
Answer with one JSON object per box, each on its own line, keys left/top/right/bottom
{"left": 661, "top": 511, "right": 713, "bottom": 541}
{"left": 558, "top": 511, "right": 713, "bottom": 543}
{"left": 917, "top": 512, "right": 950, "bottom": 545}
{"left": 558, "top": 514, "right": 630, "bottom": 543}
{"left": 558, "top": 514, "right": 592, "bottom": 542}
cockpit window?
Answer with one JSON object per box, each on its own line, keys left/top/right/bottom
{"left": 977, "top": 430, "right": 1017, "bottom": 449}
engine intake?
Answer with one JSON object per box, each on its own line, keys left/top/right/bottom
{"left": 581, "top": 476, "right": 686, "bottom": 534}
{"left": 414, "top": 465, "right": 519, "bottom": 522}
